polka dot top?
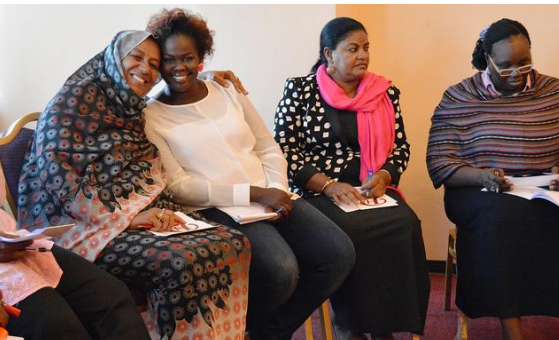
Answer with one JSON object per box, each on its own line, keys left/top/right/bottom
{"left": 273, "top": 73, "right": 410, "bottom": 197}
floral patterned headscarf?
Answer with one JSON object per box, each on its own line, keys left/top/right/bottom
{"left": 18, "top": 30, "right": 167, "bottom": 261}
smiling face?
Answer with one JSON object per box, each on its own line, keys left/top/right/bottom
{"left": 159, "top": 33, "right": 201, "bottom": 94}
{"left": 486, "top": 34, "right": 532, "bottom": 94}
{"left": 121, "top": 38, "right": 161, "bottom": 97}
{"left": 327, "top": 29, "right": 370, "bottom": 83}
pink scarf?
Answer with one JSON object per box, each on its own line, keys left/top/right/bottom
{"left": 316, "top": 64, "right": 395, "bottom": 181}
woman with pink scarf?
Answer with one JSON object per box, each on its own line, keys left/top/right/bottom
{"left": 274, "top": 17, "right": 429, "bottom": 340}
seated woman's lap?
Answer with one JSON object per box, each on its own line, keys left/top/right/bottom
{"left": 7, "top": 287, "right": 93, "bottom": 340}
{"left": 94, "top": 226, "right": 249, "bottom": 337}
{"left": 201, "top": 199, "right": 354, "bottom": 284}
{"left": 8, "top": 246, "right": 149, "bottom": 340}
{"left": 445, "top": 186, "right": 559, "bottom": 317}
{"left": 304, "top": 190, "right": 422, "bottom": 246}
{"left": 199, "top": 199, "right": 355, "bottom": 317}
{"left": 304, "top": 190, "right": 429, "bottom": 333}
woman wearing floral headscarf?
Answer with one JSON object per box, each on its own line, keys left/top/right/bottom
{"left": 18, "top": 30, "right": 250, "bottom": 340}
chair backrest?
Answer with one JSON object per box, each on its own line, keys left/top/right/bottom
{"left": 0, "top": 112, "right": 40, "bottom": 218}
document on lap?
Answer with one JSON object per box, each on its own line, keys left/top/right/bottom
{"left": 147, "top": 211, "right": 217, "bottom": 236}
{"left": 335, "top": 187, "right": 399, "bottom": 213}
{"left": 505, "top": 174, "right": 559, "bottom": 187}
{"left": 504, "top": 186, "right": 559, "bottom": 207}
{"left": 217, "top": 193, "right": 300, "bottom": 225}
{"left": 217, "top": 203, "right": 278, "bottom": 225}
{"left": 0, "top": 223, "right": 76, "bottom": 243}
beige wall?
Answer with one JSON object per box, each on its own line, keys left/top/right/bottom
{"left": 0, "top": 5, "right": 334, "bottom": 130}
{"left": 337, "top": 4, "right": 559, "bottom": 260}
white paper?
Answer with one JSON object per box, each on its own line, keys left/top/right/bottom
{"left": 506, "top": 174, "right": 559, "bottom": 187}
{"left": 216, "top": 193, "right": 301, "bottom": 224}
{"left": 336, "top": 194, "right": 399, "bottom": 213}
{"left": 0, "top": 223, "right": 75, "bottom": 243}
{"left": 218, "top": 203, "right": 278, "bottom": 225}
{"left": 147, "top": 212, "right": 217, "bottom": 236}
{"left": 504, "top": 186, "right": 559, "bottom": 207}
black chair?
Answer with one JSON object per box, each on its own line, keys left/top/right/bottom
{"left": 0, "top": 112, "right": 40, "bottom": 218}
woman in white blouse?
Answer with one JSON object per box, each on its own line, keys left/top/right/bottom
{"left": 144, "top": 8, "right": 355, "bottom": 340}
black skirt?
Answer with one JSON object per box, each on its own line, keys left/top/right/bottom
{"left": 445, "top": 186, "right": 559, "bottom": 318}
{"left": 305, "top": 189, "right": 430, "bottom": 334}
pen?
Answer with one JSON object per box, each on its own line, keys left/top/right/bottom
{"left": 276, "top": 207, "right": 285, "bottom": 214}
{"left": 365, "top": 169, "right": 374, "bottom": 197}
{"left": 25, "top": 247, "right": 51, "bottom": 252}
{"left": 1, "top": 301, "right": 21, "bottom": 317}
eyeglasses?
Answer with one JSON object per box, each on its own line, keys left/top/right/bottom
{"left": 487, "top": 54, "right": 533, "bottom": 77}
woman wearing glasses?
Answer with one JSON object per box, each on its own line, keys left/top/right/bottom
{"left": 427, "top": 18, "right": 559, "bottom": 340}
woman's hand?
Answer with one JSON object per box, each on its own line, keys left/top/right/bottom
{"left": 480, "top": 168, "right": 513, "bottom": 193}
{"left": 250, "top": 187, "right": 293, "bottom": 222}
{"left": 198, "top": 70, "right": 248, "bottom": 95}
{"left": 323, "top": 181, "right": 364, "bottom": 206}
{"left": 0, "top": 290, "right": 8, "bottom": 329}
{"left": 0, "top": 240, "right": 32, "bottom": 263}
{"left": 129, "top": 208, "right": 186, "bottom": 232}
{"left": 361, "top": 172, "right": 390, "bottom": 198}
{"left": 550, "top": 179, "right": 559, "bottom": 191}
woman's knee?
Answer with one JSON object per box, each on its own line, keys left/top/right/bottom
{"left": 10, "top": 288, "right": 92, "bottom": 340}
{"left": 91, "top": 269, "right": 135, "bottom": 307}
{"left": 321, "top": 229, "right": 356, "bottom": 276}
{"left": 251, "top": 251, "right": 299, "bottom": 298}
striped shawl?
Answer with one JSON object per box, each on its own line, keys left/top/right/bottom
{"left": 427, "top": 70, "right": 559, "bottom": 188}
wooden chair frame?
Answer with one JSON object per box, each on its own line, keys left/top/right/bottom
{"left": 303, "top": 301, "right": 421, "bottom": 339}
{"left": 444, "top": 227, "right": 469, "bottom": 340}
{"left": 0, "top": 112, "right": 40, "bottom": 217}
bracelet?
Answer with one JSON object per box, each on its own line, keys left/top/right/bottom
{"left": 379, "top": 169, "right": 392, "bottom": 184}
{"left": 320, "top": 178, "right": 338, "bottom": 193}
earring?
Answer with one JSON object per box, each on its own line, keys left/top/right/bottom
{"left": 327, "top": 64, "right": 336, "bottom": 75}
{"left": 198, "top": 63, "right": 204, "bottom": 72}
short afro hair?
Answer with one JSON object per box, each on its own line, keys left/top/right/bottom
{"left": 147, "top": 8, "right": 214, "bottom": 61}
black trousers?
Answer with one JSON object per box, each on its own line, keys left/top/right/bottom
{"left": 6, "top": 246, "right": 150, "bottom": 340}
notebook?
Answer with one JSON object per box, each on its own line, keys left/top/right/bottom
{"left": 217, "top": 203, "right": 278, "bottom": 225}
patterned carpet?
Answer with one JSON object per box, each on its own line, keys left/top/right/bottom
{"left": 292, "top": 274, "right": 559, "bottom": 340}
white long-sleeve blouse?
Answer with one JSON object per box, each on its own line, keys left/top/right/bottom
{"left": 145, "top": 80, "right": 288, "bottom": 208}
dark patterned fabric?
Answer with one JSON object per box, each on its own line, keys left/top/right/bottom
{"left": 17, "top": 31, "right": 167, "bottom": 261}
{"left": 274, "top": 73, "right": 409, "bottom": 197}
{"left": 14, "top": 30, "right": 251, "bottom": 340}
{"left": 95, "top": 226, "right": 249, "bottom": 338}
{"left": 0, "top": 127, "right": 35, "bottom": 211}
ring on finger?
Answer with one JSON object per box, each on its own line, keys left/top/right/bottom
{"left": 157, "top": 208, "right": 166, "bottom": 221}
